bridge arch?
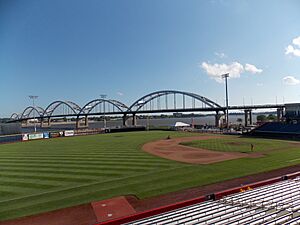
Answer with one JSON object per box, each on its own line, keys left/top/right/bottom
{"left": 10, "top": 113, "right": 20, "bottom": 120}
{"left": 78, "top": 99, "right": 128, "bottom": 115}
{"left": 76, "top": 99, "right": 129, "bottom": 128}
{"left": 128, "top": 90, "right": 221, "bottom": 112}
{"left": 20, "top": 106, "right": 45, "bottom": 119}
{"left": 42, "top": 100, "right": 81, "bottom": 117}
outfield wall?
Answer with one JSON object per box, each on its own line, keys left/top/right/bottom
{"left": 0, "top": 127, "right": 146, "bottom": 144}
{"left": 0, "top": 130, "right": 78, "bottom": 144}
{"left": 0, "top": 134, "right": 22, "bottom": 144}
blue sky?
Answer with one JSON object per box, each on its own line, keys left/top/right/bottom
{"left": 1, "top": 0, "right": 300, "bottom": 117}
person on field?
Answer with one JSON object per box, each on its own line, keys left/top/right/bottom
{"left": 250, "top": 144, "right": 254, "bottom": 152}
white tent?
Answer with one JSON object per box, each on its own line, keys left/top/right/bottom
{"left": 174, "top": 122, "right": 190, "bottom": 127}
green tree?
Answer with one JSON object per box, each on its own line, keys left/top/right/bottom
{"left": 257, "top": 115, "right": 267, "bottom": 122}
{"left": 267, "top": 114, "right": 276, "bottom": 121}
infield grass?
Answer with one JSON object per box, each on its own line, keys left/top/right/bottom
{"left": 0, "top": 131, "right": 299, "bottom": 221}
{"left": 181, "top": 136, "right": 292, "bottom": 153}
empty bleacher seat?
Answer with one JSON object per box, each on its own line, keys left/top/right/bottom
{"left": 126, "top": 178, "right": 300, "bottom": 225}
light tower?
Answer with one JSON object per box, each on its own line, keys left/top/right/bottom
{"left": 221, "top": 73, "right": 229, "bottom": 129}
{"left": 100, "top": 94, "right": 107, "bottom": 129}
{"left": 28, "top": 95, "right": 38, "bottom": 133}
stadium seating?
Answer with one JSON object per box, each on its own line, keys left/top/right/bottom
{"left": 253, "top": 122, "right": 300, "bottom": 134}
{"left": 126, "top": 178, "right": 300, "bottom": 225}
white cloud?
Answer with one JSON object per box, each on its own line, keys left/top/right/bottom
{"left": 256, "top": 83, "right": 263, "bottom": 86}
{"left": 201, "top": 61, "right": 262, "bottom": 82}
{"left": 117, "top": 92, "right": 124, "bottom": 96}
{"left": 201, "top": 61, "right": 244, "bottom": 82}
{"left": 283, "top": 76, "right": 300, "bottom": 85}
{"left": 292, "top": 36, "right": 300, "bottom": 47}
{"left": 285, "top": 36, "right": 300, "bottom": 57}
{"left": 214, "top": 52, "right": 226, "bottom": 58}
{"left": 285, "top": 45, "right": 300, "bottom": 57}
{"left": 245, "top": 63, "right": 263, "bottom": 74}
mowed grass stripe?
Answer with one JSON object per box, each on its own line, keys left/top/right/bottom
{"left": 0, "top": 184, "right": 45, "bottom": 194}
{"left": 0, "top": 161, "right": 172, "bottom": 170}
{"left": 0, "top": 172, "right": 98, "bottom": 183}
{"left": 0, "top": 157, "right": 170, "bottom": 165}
{"left": 0, "top": 161, "right": 173, "bottom": 171}
{"left": 0, "top": 165, "right": 147, "bottom": 176}
{"left": 1, "top": 168, "right": 128, "bottom": 181}
{"left": 0, "top": 156, "right": 170, "bottom": 162}
{"left": 0, "top": 162, "right": 162, "bottom": 172}
{"left": 0, "top": 151, "right": 151, "bottom": 154}
{"left": 0, "top": 177, "right": 76, "bottom": 188}
{"left": 0, "top": 180, "right": 57, "bottom": 189}
{"left": 0, "top": 155, "right": 154, "bottom": 158}
{"left": 0, "top": 191, "right": 18, "bottom": 200}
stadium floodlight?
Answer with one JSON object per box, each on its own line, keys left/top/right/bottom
{"left": 29, "top": 95, "right": 38, "bottom": 133}
{"left": 100, "top": 94, "right": 107, "bottom": 129}
{"left": 221, "top": 73, "right": 229, "bottom": 129}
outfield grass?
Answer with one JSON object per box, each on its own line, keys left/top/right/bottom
{"left": 181, "top": 136, "right": 292, "bottom": 153}
{"left": 0, "top": 131, "right": 300, "bottom": 221}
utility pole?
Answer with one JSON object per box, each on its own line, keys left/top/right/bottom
{"left": 221, "top": 73, "right": 229, "bottom": 129}
{"left": 29, "top": 95, "right": 38, "bottom": 133}
{"left": 100, "top": 94, "right": 107, "bottom": 129}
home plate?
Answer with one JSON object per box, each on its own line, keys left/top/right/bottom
{"left": 91, "top": 196, "right": 136, "bottom": 222}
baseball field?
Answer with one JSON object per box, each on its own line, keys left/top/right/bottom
{"left": 0, "top": 130, "right": 300, "bottom": 221}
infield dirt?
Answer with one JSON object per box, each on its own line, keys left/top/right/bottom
{"left": 143, "top": 135, "right": 262, "bottom": 164}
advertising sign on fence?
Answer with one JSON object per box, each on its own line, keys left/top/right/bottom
{"left": 64, "top": 130, "right": 74, "bottom": 137}
{"left": 22, "top": 134, "right": 29, "bottom": 141}
{"left": 49, "top": 132, "right": 60, "bottom": 138}
{"left": 43, "top": 132, "right": 49, "bottom": 139}
{"left": 74, "top": 129, "right": 101, "bottom": 136}
{"left": 28, "top": 133, "right": 44, "bottom": 140}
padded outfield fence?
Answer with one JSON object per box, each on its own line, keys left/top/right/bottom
{"left": 0, "top": 126, "right": 146, "bottom": 145}
{"left": 0, "top": 134, "right": 22, "bottom": 144}
{"left": 0, "top": 129, "right": 102, "bottom": 144}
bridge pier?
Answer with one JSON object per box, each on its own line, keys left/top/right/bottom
{"left": 122, "top": 114, "right": 127, "bottom": 126}
{"left": 215, "top": 111, "right": 222, "bottom": 128}
{"left": 41, "top": 117, "right": 51, "bottom": 127}
{"left": 277, "top": 108, "right": 284, "bottom": 122}
{"left": 76, "top": 117, "right": 80, "bottom": 129}
{"left": 84, "top": 116, "right": 89, "bottom": 127}
{"left": 244, "top": 109, "right": 252, "bottom": 127}
{"left": 132, "top": 114, "right": 137, "bottom": 126}
{"left": 76, "top": 116, "right": 89, "bottom": 129}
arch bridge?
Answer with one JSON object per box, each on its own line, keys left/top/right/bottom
{"left": 9, "top": 90, "right": 284, "bottom": 128}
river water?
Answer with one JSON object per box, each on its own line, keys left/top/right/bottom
{"left": 22, "top": 114, "right": 268, "bottom": 132}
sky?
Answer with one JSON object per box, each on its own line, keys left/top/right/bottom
{"left": 1, "top": 0, "right": 300, "bottom": 117}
